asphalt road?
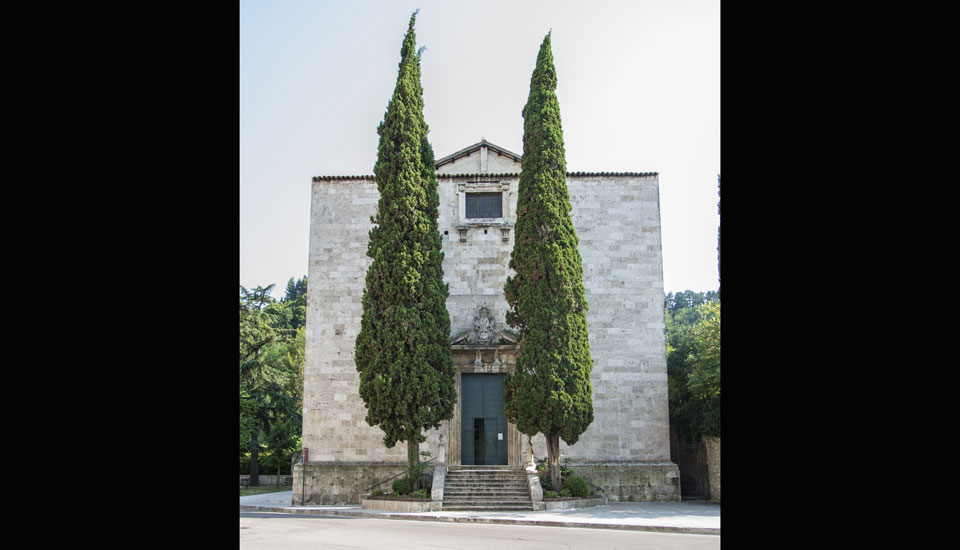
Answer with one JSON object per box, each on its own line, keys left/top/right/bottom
{"left": 239, "top": 511, "right": 721, "bottom": 550}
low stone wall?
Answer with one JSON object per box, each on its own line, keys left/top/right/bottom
{"left": 240, "top": 475, "right": 291, "bottom": 486}
{"left": 293, "top": 462, "right": 420, "bottom": 505}
{"left": 703, "top": 437, "right": 720, "bottom": 502}
{"left": 431, "top": 466, "right": 446, "bottom": 503}
{"left": 526, "top": 470, "right": 544, "bottom": 509}
{"left": 572, "top": 462, "right": 680, "bottom": 502}
{"left": 542, "top": 497, "right": 605, "bottom": 510}
{"left": 361, "top": 498, "right": 433, "bottom": 512}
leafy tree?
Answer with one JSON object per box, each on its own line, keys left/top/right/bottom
{"left": 503, "top": 31, "right": 594, "bottom": 493}
{"left": 666, "top": 296, "right": 720, "bottom": 439}
{"left": 240, "top": 284, "right": 276, "bottom": 312}
{"left": 240, "top": 283, "right": 305, "bottom": 485}
{"left": 686, "top": 302, "right": 720, "bottom": 429}
{"left": 284, "top": 276, "right": 308, "bottom": 302}
{"left": 354, "top": 11, "right": 456, "bottom": 488}
{"left": 262, "top": 416, "right": 300, "bottom": 485}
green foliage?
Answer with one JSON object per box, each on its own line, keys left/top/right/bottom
{"left": 354, "top": 12, "right": 456, "bottom": 483}
{"left": 409, "top": 488, "right": 429, "bottom": 499}
{"left": 262, "top": 417, "right": 301, "bottom": 475}
{"left": 563, "top": 475, "right": 589, "bottom": 497}
{"left": 535, "top": 455, "right": 572, "bottom": 491}
{"left": 284, "top": 276, "right": 308, "bottom": 302}
{"left": 666, "top": 293, "right": 720, "bottom": 438}
{"left": 240, "top": 279, "right": 306, "bottom": 483}
{"left": 392, "top": 476, "right": 412, "bottom": 495}
{"left": 665, "top": 290, "right": 718, "bottom": 317}
{"left": 503, "top": 31, "right": 593, "bottom": 494}
{"left": 543, "top": 490, "right": 559, "bottom": 499}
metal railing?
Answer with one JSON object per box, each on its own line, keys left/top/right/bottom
{"left": 583, "top": 478, "right": 605, "bottom": 497}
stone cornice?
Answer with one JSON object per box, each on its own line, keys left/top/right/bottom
{"left": 313, "top": 171, "right": 658, "bottom": 182}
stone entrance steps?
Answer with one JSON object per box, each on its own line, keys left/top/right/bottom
{"left": 442, "top": 467, "right": 532, "bottom": 511}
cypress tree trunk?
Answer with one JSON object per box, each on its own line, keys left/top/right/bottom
{"left": 354, "top": 11, "right": 456, "bottom": 481}
{"left": 407, "top": 438, "right": 419, "bottom": 491}
{"left": 503, "top": 31, "right": 594, "bottom": 496}
{"left": 546, "top": 435, "right": 561, "bottom": 492}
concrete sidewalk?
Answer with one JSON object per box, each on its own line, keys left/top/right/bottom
{"left": 240, "top": 491, "right": 720, "bottom": 535}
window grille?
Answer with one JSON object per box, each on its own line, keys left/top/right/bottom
{"left": 465, "top": 192, "right": 502, "bottom": 218}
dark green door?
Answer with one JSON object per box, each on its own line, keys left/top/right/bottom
{"left": 461, "top": 373, "right": 508, "bottom": 465}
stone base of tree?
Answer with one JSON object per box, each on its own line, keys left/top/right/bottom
{"left": 568, "top": 462, "right": 681, "bottom": 502}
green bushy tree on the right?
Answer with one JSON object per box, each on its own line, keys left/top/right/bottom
{"left": 503, "top": 32, "right": 594, "bottom": 493}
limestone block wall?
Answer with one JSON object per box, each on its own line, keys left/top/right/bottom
{"left": 436, "top": 174, "right": 520, "bottom": 339}
{"left": 293, "top": 462, "right": 407, "bottom": 505}
{"left": 553, "top": 174, "right": 671, "bottom": 464}
{"left": 304, "top": 177, "right": 447, "bottom": 467}
{"left": 574, "top": 462, "right": 679, "bottom": 502}
{"left": 303, "top": 171, "right": 674, "bottom": 500}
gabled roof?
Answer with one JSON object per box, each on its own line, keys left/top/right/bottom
{"left": 434, "top": 138, "right": 521, "bottom": 168}
{"left": 311, "top": 137, "right": 657, "bottom": 180}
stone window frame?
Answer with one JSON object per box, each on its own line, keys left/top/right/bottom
{"left": 457, "top": 181, "right": 510, "bottom": 225}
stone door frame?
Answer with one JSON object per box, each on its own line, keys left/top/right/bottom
{"left": 447, "top": 345, "right": 521, "bottom": 467}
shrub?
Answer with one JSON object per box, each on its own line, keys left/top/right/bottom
{"left": 410, "top": 488, "right": 429, "bottom": 499}
{"left": 564, "top": 475, "right": 589, "bottom": 497}
{"left": 559, "top": 489, "right": 572, "bottom": 497}
{"left": 543, "top": 490, "right": 558, "bottom": 499}
{"left": 392, "top": 476, "right": 412, "bottom": 495}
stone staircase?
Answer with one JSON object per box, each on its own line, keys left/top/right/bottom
{"left": 442, "top": 466, "right": 533, "bottom": 511}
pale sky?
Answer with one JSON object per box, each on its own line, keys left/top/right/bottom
{"left": 240, "top": 0, "right": 720, "bottom": 300}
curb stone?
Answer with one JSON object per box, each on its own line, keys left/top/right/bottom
{"left": 238, "top": 504, "right": 720, "bottom": 536}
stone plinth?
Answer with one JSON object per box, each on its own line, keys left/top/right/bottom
{"left": 571, "top": 462, "right": 680, "bottom": 502}
{"left": 293, "top": 462, "right": 408, "bottom": 505}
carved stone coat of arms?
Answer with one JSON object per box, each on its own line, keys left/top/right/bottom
{"left": 473, "top": 305, "right": 496, "bottom": 344}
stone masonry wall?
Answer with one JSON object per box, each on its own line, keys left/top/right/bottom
{"left": 293, "top": 462, "right": 407, "bottom": 505}
{"left": 304, "top": 170, "right": 676, "bottom": 501}
{"left": 552, "top": 174, "right": 671, "bottom": 464}
{"left": 573, "top": 463, "right": 679, "bottom": 502}
{"left": 303, "top": 178, "right": 446, "bottom": 466}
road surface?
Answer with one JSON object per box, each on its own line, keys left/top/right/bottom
{"left": 240, "top": 511, "right": 720, "bottom": 550}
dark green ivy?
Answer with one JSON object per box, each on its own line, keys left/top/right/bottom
{"left": 503, "top": 32, "right": 594, "bottom": 492}
{"left": 354, "top": 11, "right": 456, "bottom": 486}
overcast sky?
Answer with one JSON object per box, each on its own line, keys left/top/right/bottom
{"left": 240, "top": 0, "right": 719, "bottom": 300}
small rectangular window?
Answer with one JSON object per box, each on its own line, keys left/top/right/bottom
{"left": 465, "top": 192, "right": 502, "bottom": 218}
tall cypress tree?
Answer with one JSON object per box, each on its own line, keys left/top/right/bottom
{"left": 503, "top": 32, "right": 594, "bottom": 492}
{"left": 355, "top": 11, "right": 456, "bottom": 487}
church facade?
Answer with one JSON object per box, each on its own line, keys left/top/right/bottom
{"left": 294, "top": 139, "right": 679, "bottom": 504}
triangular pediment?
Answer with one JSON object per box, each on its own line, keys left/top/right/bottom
{"left": 435, "top": 138, "right": 521, "bottom": 175}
